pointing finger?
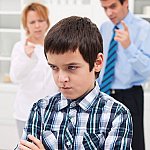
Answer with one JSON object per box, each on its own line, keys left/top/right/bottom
{"left": 121, "top": 20, "right": 128, "bottom": 32}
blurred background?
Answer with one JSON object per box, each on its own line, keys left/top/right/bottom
{"left": 0, "top": 0, "right": 150, "bottom": 149}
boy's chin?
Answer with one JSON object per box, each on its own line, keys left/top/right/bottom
{"left": 63, "top": 93, "right": 79, "bottom": 100}
{"left": 64, "top": 95, "right": 78, "bottom": 100}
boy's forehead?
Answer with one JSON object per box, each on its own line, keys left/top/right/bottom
{"left": 47, "top": 49, "right": 85, "bottom": 65}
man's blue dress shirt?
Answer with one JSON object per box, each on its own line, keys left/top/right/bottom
{"left": 98, "top": 11, "right": 150, "bottom": 89}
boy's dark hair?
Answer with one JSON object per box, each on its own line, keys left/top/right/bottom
{"left": 44, "top": 16, "right": 103, "bottom": 78}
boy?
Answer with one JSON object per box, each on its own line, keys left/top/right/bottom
{"left": 18, "top": 16, "right": 132, "bottom": 150}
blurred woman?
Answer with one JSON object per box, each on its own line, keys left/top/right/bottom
{"left": 10, "top": 2, "right": 58, "bottom": 138}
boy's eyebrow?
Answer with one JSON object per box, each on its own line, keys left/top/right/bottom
{"left": 64, "top": 62, "right": 81, "bottom": 65}
{"left": 48, "top": 62, "right": 81, "bottom": 66}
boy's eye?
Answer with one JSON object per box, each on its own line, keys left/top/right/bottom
{"left": 68, "top": 66, "right": 78, "bottom": 70}
{"left": 50, "top": 65, "right": 58, "bottom": 70}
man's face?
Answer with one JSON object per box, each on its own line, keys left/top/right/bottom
{"left": 47, "top": 49, "right": 103, "bottom": 100}
{"left": 100, "top": 0, "right": 128, "bottom": 24}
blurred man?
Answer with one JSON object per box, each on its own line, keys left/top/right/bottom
{"left": 98, "top": 0, "right": 150, "bottom": 149}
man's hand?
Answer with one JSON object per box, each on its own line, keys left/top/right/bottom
{"left": 114, "top": 20, "right": 131, "bottom": 49}
{"left": 18, "top": 134, "right": 45, "bottom": 150}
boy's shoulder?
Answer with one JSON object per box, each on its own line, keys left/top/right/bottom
{"left": 99, "top": 92, "right": 130, "bottom": 114}
{"left": 32, "top": 93, "right": 61, "bottom": 111}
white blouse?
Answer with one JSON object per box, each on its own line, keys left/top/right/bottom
{"left": 10, "top": 40, "right": 58, "bottom": 121}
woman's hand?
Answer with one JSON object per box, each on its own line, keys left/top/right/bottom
{"left": 24, "top": 40, "right": 35, "bottom": 58}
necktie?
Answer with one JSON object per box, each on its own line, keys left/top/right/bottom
{"left": 100, "top": 26, "right": 118, "bottom": 95}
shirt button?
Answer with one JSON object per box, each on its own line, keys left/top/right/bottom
{"left": 66, "top": 141, "right": 71, "bottom": 146}
{"left": 70, "top": 102, "right": 76, "bottom": 108}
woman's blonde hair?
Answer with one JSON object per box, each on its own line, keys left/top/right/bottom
{"left": 21, "top": 2, "right": 50, "bottom": 35}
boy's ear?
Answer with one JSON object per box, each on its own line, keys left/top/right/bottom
{"left": 94, "top": 53, "right": 104, "bottom": 72}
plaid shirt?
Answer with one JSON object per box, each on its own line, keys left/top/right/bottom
{"left": 22, "top": 83, "right": 133, "bottom": 150}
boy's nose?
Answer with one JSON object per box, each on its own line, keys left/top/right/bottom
{"left": 58, "top": 72, "right": 69, "bottom": 83}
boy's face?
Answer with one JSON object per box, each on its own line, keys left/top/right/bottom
{"left": 47, "top": 49, "right": 103, "bottom": 100}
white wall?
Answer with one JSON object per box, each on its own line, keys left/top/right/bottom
{"left": 48, "top": 0, "right": 107, "bottom": 27}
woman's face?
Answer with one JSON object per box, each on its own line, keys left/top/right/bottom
{"left": 26, "top": 10, "right": 48, "bottom": 39}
